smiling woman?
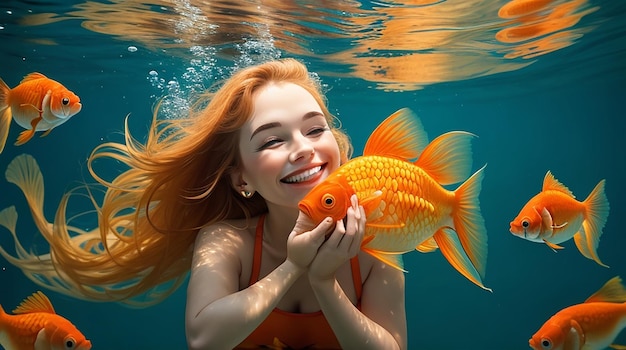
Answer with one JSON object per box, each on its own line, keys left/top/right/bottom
{"left": 0, "top": 58, "right": 408, "bottom": 349}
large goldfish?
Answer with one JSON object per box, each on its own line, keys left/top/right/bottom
{"left": 0, "top": 72, "right": 82, "bottom": 153}
{"left": 529, "top": 276, "right": 626, "bottom": 350}
{"left": 298, "top": 108, "right": 489, "bottom": 291}
{"left": 0, "top": 291, "right": 92, "bottom": 350}
{"left": 509, "top": 171, "right": 609, "bottom": 267}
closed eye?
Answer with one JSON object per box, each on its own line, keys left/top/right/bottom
{"left": 307, "top": 127, "right": 329, "bottom": 136}
{"left": 256, "top": 138, "right": 283, "bottom": 151}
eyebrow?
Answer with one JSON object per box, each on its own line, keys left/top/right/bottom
{"left": 249, "top": 111, "right": 325, "bottom": 140}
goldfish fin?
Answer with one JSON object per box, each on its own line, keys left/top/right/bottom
{"left": 452, "top": 165, "right": 488, "bottom": 279}
{"left": 40, "top": 128, "right": 53, "bottom": 138}
{"left": 362, "top": 247, "right": 407, "bottom": 272}
{"left": 34, "top": 328, "right": 51, "bottom": 350}
{"left": 5, "top": 154, "right": 48, "bottom": 229}
{"left": 0, "top": 206, "right": 25, "bottom": 266}
{"left": 566, "top": 320, "right": 584, "bottom": 350}
{"left": 609, "top": 345, "right": 626, "bottom": 350}
{"left": 362, "top": 108, "right": 428, "bottom": 160}
{"left": 542, "top": 171, "right": 575, "bottom": 197}
{"left": 0, "top": 107, "right": 11, "bottom": 154}
{"left": 416, "top": 237, "right": 438, "bottom": 253}
{"left": 434, "top": 227, "right": 491, "bottom": 292}
{"left": 15, "top": 116, "right": 43, "bottom": 146}
{"left": 15, "top": 127, "right": 36, "bottom": 145}
{"left": 0, "top": 77, "right": 10, "bottom": 107}
{"left": 13, "top": 291, "right": 55, "bottom": 314}
{"left": 537, "top": 206, "right": 568, "bottom": 235}
{"left": 575, "top": 179, "right": 609, "bottom": 267}
{"left": 361, "top": 235, "right": 375, "bottom": 247}
{"left": 542, "top": 239, "right": 564, "bottom": 252}
{"left": 415, "top": 131, "right": 476, "bottom": 185}
{"left": 359, "top": 190, "right": 383, "bottom": 215}
{"left": 20, "top": 72, "right": 47, "bottom": 84}
{"left": 584, "top": 276, "right": 626, "bottom": 303}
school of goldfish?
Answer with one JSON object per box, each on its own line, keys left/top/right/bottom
{"left": 299, "top": 107, "right": 618, "bottom": 348}
{"left": 0, "top": 44, "right": 620, "bottom": 349}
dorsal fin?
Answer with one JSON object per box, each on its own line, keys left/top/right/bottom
{"left": 543, "top": 171, "right": 574, "bottom": 197}
{"left": 362, "top": 108, "right": 428, "bottom": 160}
{"left": 12, "top": 291, "right": 56, "bottom": 315}
{"left": 584, "top": 276, "right": 626, "bottom": 303}
{"left": 20, "top": 72, "right": 48, "bottom": 84}
{"left": 415, "top": 131, "right": 476, "bottom": 186}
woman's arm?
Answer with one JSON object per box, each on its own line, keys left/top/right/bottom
{"left": 185, "top": 218, "right": 333, "bottom": 350}
{"left": 309, "top": 195, "right": 408, "bottom": 349}
{"left": 311, "top": 260, "right": 407, "bottom": 349}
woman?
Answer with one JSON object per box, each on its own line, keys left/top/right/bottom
{"left": 1, "top": 59, "right": 407, "bottom": 349}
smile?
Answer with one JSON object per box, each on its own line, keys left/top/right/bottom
{"left": 281, "top": 165, "right": 323, "bottom": 183}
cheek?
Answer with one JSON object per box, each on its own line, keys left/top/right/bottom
{"left": 320, "top": 134, "right": 341, "bottom": 167}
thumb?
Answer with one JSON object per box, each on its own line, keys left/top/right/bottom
{"left": 296, "top": 217, "right": 334, "bottom": 247}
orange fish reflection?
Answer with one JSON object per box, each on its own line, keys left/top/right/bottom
{"left": 16, "top": 0, "right": 600, "bottom": 90}
{"left": 496, "top": 0, "right": 599, "bottom": 59}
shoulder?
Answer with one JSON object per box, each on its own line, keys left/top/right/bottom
{"left": 191, "top": 217, "right": 258, "bottom": 270}
{"left": 358, "top": 252, "right": 405, "bottom": 288}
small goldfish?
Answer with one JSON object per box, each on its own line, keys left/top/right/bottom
{"left": 0, "top": 291, "right": 91, "bottom": 350}
{"left": 529, "top": 276, "right": 626, "bottom": 350}
{"left": 0, "top": 72, "right": 82, "bottom": 153}
{"left": 299, "top": 108, "right": 490, "bottom": 291}
{"left": 509, "top": 171, "right": 609, "bottom": 266}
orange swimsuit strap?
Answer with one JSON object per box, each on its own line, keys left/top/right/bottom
{"left": 236, "top": 215, "right": 362, "bottom": 349}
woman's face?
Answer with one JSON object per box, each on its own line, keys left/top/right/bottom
{"left": 237, "top": 82, "right": 341, "bottom": 209}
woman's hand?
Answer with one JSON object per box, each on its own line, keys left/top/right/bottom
{"left": 308, "top": 195, "right": 366, "bottom": 282}
{"left": 286, "top": 211, "right": 334, "bottom": 269}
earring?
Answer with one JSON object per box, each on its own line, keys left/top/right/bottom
{"left": 240, "top": 190, "right": 253, "bottom": 198}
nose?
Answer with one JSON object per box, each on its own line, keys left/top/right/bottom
{"left": 288, "top": 135, "right": 314, "bottom": 163}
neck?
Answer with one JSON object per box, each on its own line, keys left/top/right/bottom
{"left": 262, "top": 204, "right": 299, "bottom": 254}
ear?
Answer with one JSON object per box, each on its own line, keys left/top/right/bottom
{"left": 230, "top": 170, "right": 254, "bottom": 193}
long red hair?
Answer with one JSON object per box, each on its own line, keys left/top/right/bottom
{"left": 3, "top": 59, "right": 352, "bottom": 306}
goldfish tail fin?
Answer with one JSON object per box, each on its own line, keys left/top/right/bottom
{"left": 433, "top": 227, "right": 491, "bottom": 292}
{"left": 574, "top": 179, "right": 609, "bottom": 267}
{"left": 0, "top": 107, "right": 11, "bottom": 154}
{"left": 452, "top": 165, "right": 488, "bottom": 281}
{"left": 415, "top": 131, "right": 476, "bottom": 185}
{"left": 0, "top": 77, "right": 9, "bottom": 107}
{"left": 5, "top": 154, "right": 50, "bottom": 235}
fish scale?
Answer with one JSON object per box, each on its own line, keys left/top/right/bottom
{"left": 341, "top": 155, "right": 454, "bottom": 252}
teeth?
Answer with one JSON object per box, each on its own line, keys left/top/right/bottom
{"left": 283, "top": 166, "right": 322, "bottom": 183}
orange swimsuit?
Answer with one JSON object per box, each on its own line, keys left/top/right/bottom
{"left": 235, "top": 215, "right": 362, "bottom": 349}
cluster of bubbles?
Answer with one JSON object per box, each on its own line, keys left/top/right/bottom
{"left": 147, "top": 23, "right": 282, "bottom": 121}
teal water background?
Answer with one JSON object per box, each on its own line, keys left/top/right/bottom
{"left": 1, "top": 0, "right": 625, "bottom": 349}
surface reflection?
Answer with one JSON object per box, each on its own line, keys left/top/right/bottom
{"left": 17, "top": 0, "right": 599, "bottom": 90}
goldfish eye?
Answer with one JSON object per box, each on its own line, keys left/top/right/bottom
{"left": 522, "top": 220, "right": 530, "bottom": 228}
{"left": 62, "top": 97, "right": 70, "bottom": 105}
{"left": 321, "top": 193, "right": 335, "bottom": 209}
{"left": 540, "top": 338, "right": 552, "bottom": 349}
{"left": 65, "top": 337, "right": 76, "bottom": 349}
